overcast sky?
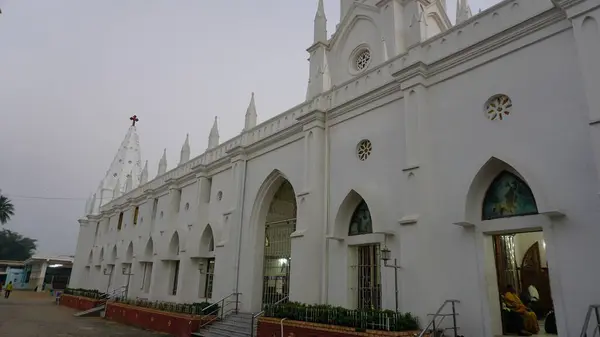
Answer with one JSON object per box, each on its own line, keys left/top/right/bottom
{"left": 0, "top": 0, "right": 498, "bottom": 256}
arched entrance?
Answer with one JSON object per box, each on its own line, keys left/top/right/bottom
{"left": 466, "top": 162, "right": 562, "bottom": 336}
{"left": 261, "top": 179, "right": 297, "bottom": 306}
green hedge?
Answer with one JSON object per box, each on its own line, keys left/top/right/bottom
{"left": 63, "top": 288, "right": 106, "bottom": 299}
{"left": 264, "top": 302, "right": 419, "bottom": 332}
{"left": 114, "top": 297, "right": 218, "bottom": 316}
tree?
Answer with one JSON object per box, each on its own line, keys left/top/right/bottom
{"left": 0, "top": 191, "right": 15, "bottom": 224}
{"left": 0, "top": 229, "right": 37, "bottom": 261}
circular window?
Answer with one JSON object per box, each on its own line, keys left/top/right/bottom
{"left": 217, "top": 191, "right": 223, "bottom": 201}
{"left": 184, "top": 203, "right": 190, "bottom": 211}
{"left": 357, "top": 140, "right": 372, "bottom": 161}
{"left": 113, "top": 173, "right": 118, "bottom": 177}
{"left": 128, "top": 160, "right": 132, "bottom": 164}
{"left": 355, "top": 49, "right": 371, "bottom": 72}
{"left": 485, "top": 94, "right": 512, "bottom": 120}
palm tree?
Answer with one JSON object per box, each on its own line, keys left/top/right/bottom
{"left": 0, "top": 191, "right": 15, "bottom": 225}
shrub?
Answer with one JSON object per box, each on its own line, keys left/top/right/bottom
{"left": 63, "top": 288, "right": 106, "bottom": 299}
{"left": 263, "top": 302, "right": 419, "bottom": 332}
{"left": 113, "top": 297, "right": 218, "bottom": 316}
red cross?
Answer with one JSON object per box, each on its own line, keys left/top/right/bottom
{"left": 130, "top": 115, "right": 139, "bottom": 126}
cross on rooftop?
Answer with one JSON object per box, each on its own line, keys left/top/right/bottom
{"left": 130, "top": 115, "right": 139, "bottom": 126}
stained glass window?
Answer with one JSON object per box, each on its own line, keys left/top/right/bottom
{"left": 349, "top": 200, "right": 373, "bottom": 236}
{"left": 482, "top": 171, "right": 538, "bottom": 220}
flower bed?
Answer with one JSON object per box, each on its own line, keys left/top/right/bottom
{"left": 258, "top": 302, "right": 423, "bottom": 337}
{"left": 105, "top": 302, "right": 216, "bottom": 337}
{"left": 258, "top": 317, "right": 427, "bottom": 337}
{"left": 59, "top": 294, "right": 102, "bottom": 311}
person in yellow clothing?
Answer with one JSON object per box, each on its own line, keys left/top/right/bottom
{"left": 4, "top": 281, "right": 13, "bottom": 298}
{"left": 504, "top": 285, "right": 539, "bottom": 335}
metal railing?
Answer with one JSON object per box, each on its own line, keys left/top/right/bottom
{"left": 197, "top": 292, "right": 241, "bottom": 330}
{"left": 416, "top": 300, "right": 460, "bottom": 337}
{"left": 580, "top": 305, "right": 600, "bottom": 337}
{"left": 99, "top": 286, "right": 127, "bottom": 304}
{"left": 250, "top": 296, "right": 290, "bottom": 337}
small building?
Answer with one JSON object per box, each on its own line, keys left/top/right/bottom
{"left": 0, "top": 260, "right": 25, "bottom": 289}
{"left": 22, "top": 255, "right": 74, "bottom": 291}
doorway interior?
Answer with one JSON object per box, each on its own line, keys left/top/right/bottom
{"left": 492, "top": 231, "right": 558, "bottom": 336}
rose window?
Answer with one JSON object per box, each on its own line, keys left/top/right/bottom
{"left": 485, "top": 94, "right": 513, "bottom": 120}
{"left": 355, "top": 50, "right": 371, "bottom": 71}
{"left": 357, "top": 140, "right": 372, "bottom": 161}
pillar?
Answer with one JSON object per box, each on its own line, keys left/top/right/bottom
{"left": 290, "top": 108, "right": 326, "bottom": 305}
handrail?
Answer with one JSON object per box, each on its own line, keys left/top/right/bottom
{"left": 416, "top": 299, "right": 460, "bottom": 337}
{"left": 580, "top": 304, "right": 600, "bottom": 337}
{"left": 250, "top": 296, "right": 290, "bottom": 337}
{"left": 197, "top": 292, "right": 241, "bottom": 330}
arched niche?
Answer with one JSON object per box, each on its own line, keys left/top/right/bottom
{"left": 141, "top": 237, "right": 154, "bottom": 262}
{"left": 109, "top": 245, "right": 117, "bottom": 264}
{"left": 482, "top": 171, "right": 538, "bottom": 220}
{"left": 125, "top": 242, "right": 134, "bottom": 263}
{"left": 199, "top": 224, "right": 215, "bottom": 257}
{"left": 168, "top": 231, "right": 180, "bottom": 258}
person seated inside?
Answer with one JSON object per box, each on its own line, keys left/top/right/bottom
{"left": 504, "top": 285, "right": 539, "bottom": 335}
{"left": 502, "top": 298, "right": 530, "bottom": 336}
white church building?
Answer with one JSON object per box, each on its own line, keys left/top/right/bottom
{"left": 71, "top": 0, "right": 600, "bottom": 335}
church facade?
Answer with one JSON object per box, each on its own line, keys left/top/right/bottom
{"left": 71, "top": 0, "right": 600, "bottom": 336}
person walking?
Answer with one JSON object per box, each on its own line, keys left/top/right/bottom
{"left": 4, "top": 281, "right": 13, "bottom": 298}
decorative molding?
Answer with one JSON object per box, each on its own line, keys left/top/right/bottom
{"left": 402, "top": 165, "right": 420, "bottom": 172}
{"left": 290, "top": 230, "right": 306, "bottom": 239}
{"left": 398, "top": 214, "right": 419, "bottom": 226}
{"left": 453, "top": 221, "right": 476, "bottom": 228}
{"left": 326, "top": 235, "right": 344, "bottom": 242}
{"left": 541, "top": 210, "right": 566, "bottom": 219}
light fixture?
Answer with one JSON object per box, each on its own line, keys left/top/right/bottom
{"left": 278, "top": 258, "right": 288, "bottom": 266}
{"left": 49, "top": 264, "right": 63, "bottom": 268}
{"left": 381, "top": 246, "right": 391, "bottom": 262}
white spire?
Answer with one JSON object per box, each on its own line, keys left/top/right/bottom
{"left": 180, "top": 134, "right": 190, "bottom": 164}
{"left": 158, "top": 149, "right": 167, "bottom": 176}
{"left": 84, "top": 193, "right": 93, "bottom": 215}
{"left": 125, "top": 171, "right": 133, "bottom": 193}
{"left": 208, "top": 117, "right": 220, "bottom": 149}
{"left": 92, "top": 118, "right": 142, "bottom": 208}
{"left": 140, "top": 160, "right": 149, "bottom": 185}
{"left": 314, "top": 0, "right": 327, "bottom": 43}
{"left": 456, "top": 0, "right": 472, "bottom": 24}
{"left": 244, "top": 93, "right": 257, "bottom": 131}
{"left": 113, "top": 179, "right": 122, "bottom": 199}
{"left": 89, "top": 193, "right": 97, "bottom": 214}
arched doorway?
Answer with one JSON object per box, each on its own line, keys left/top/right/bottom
{"left": 347, "top": 199, "right": 381, "bottom": 310}
{"left": 139, "top": 238, "right": 154, "bottom": 294}
{"left": 167, "top": 232, "right": 181, "bottom": 296}
{"left": 261, "top": 180, "right": 297, "bottom": 306}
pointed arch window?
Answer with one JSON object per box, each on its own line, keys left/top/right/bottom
{"left": 482, "top": 171, "right": 538, "bottom": 220}
{"left": 348, "top": 200, "right": 373, "bottom": 236}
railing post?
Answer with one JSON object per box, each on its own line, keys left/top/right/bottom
{"left": 235, "top": 292, "right": 239, "bottom": 314}
{"left": 452, "top": 301, "right": 458, "bottom": 337}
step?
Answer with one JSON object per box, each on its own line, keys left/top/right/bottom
{"left": 73, "top": 305, "right": 106, "bottom": 317}
{"left": 207, "top": 324, "right": 251, "bottom": 335}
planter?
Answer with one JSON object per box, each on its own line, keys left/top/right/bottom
{"left": 105, "top": 302, "right": 216, "bottom": 337}
{"left": 257, "top": 317, "right": 427, "bottom": 337}
{"left": 59, "top": 294, "right": 102, "bottom": 311}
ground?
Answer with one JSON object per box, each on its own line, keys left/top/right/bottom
{"left": 0, "top": 291, "right": 165, "bottom": 337}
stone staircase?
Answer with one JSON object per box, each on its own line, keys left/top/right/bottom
{"left": 192, "top": 312, "right": 254, "bottom": 337}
